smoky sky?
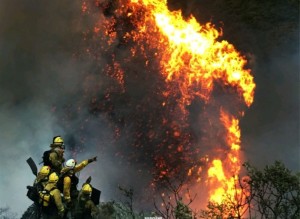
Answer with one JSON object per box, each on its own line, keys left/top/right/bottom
{"left": 0, "top": 0, "right": 299, "bottom": 217}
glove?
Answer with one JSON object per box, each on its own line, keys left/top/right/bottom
{"left": 88, "top": 156, "right": 97, "bottom": 163}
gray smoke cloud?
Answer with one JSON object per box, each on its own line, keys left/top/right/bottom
{"left": 242, "top": 50, "right": 300, "bottom": 172}
{"left": 0, "top": 0, "right": 153, "bottom": 216}
{"left": 0, "top": 0, "right": 299, "bottom": 217}
{"left": 0, "top": 0, "right": 102, "bottom": 216}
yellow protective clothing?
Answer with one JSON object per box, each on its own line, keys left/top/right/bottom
{"left": 74, "top": 192, "right": 99, "bottom": 219}
{"left": 85, "top": 199, "right": 99, "bottom": 218}
{"left": 33, "top": 166, "right": 51, "bottom": 191}
{"left": 63, "top": 176, "right": 72, "bottom": 203}
{"left": 61, "top": 160, "right": 89, "bottom": 203}
{"left": 41, "top": 182, "right": 64, "bottom": 219}
{"left": 49, "top": 149, "right": 65, "bottom": 173}
{"left": 34, "top": 175, "right": 48, "bottom": 189}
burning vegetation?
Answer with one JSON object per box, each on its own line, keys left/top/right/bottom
{"left": 0, "top": 0, "right": 298, "bottom": 218}
{"left": 79, "top": 0, "right": 256, "bottom": 211}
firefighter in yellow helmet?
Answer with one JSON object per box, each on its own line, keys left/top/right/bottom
{"left": 26, "top": 165, "right": 51, "bottom": 207}
{"left": 60, "top": 157, "right": 97, "bottom": 217}
{"left": 31, "top": 165, "right": 51, "bottom": 201}
{"left": 34, "top": 165, "right": 51, "bottom": 189}
{"left": 39, "top": 172, "right": 65, "bottom": 219}
{"left": 74, "top": 183, "right": 99, "bottom": 219}
{"left": 45, "top": 136, "right": 66, "bottom": 173}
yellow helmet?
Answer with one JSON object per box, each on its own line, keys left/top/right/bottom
{"left": 39, "top": 166, "right": 50, "bottom": 175}
{"left": 53, "top": 136, "right": 64, "bottom": 145}
{"left": 48, "top": 172, "right": 59, "bottom": 183}
{"left": 82, "top": 183, "right": 92, "bottom": 194}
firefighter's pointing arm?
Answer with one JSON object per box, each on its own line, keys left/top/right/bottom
{"left": 74, "top": 156, "right": 97, "bottom": 172}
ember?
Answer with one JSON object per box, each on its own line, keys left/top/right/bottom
{"left": 82, "top": 0, "right": 255, "bottom": 209}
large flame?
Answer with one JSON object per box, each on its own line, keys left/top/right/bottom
{"left": 208, "top": 109, "right": 242, "bottom": 203}
{"left": 84, "top": 0, "right": 255, "bottom": 209}
{"left": 128, "top": 0, "right": 255, "bottom": 107}
{"left": 126, "top": 0, "right": 255, "bottom": 203}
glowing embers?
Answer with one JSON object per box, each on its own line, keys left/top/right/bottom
{"left": 86, "top": 0, "right": 256, "bottom": 206}
{"left": 126, "top": 0, "right": 254, "bottom": 203}
{"left": 128, "top": 0, "right": 255, "bottom": 107}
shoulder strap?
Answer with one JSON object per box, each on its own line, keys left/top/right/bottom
{"left": 44, "top": 186, "right": 57, "bottom": 195}
{"left": 50, "top": 186, "right": 57, "bottom": 192}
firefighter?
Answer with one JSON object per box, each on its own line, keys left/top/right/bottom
{"left": 43, "top": 136, "right": 66, "bottom": 173}
{"left": 60, "top": 157, "right": 97, "bottom": 217}
{"left": 25, "top": 165, "right": 51, "bottom": 219}
{"left": 34, "top": 165, "right": 51, "bottom": 189}
{"left": 74, "top": 183, "right": 99, "bottom": 219}
{"left": 40, "top": 172, "right": 65, "bottom": 219}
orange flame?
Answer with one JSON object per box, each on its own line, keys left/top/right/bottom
{"left": 129, "top": 0, "right": 255, "bottom": 107}
{"left": 208, "top": 109, "right": 242, "bottom": 204}
{"left": 88, "top": 0, "right": 256, "bottom": 207}
{"left": 126, "top": 0, "right": 255, "bottom": 203}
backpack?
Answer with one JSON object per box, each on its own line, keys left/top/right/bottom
{"left": 39, "top": 187, "right": 56, "bottom": 208}
{"left": 26, "top": 181, "right": 45, "bottom": 203}
{"left": 56, "top": 177, "right": 64, "bottom": 192}
{"left": 42, "top": 150, "right": 52, "bottom": 167}
{"left": 26, "top": 185, "right": 39, "bottom": 203}
{"left": 56, "top": 170, "right": 80, "bottom": 194}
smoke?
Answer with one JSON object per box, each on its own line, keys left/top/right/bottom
{"left": 242, "top": 50, "right": 300, "bottom": 172}
{"left": 0, "top": 0, "right": 298, "bottom": 216}
{"left": 0, "top": 0, "right": 95, "bottom": 215}
{"left": 0, "top": 0, "right": 154, "bottom": 215}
